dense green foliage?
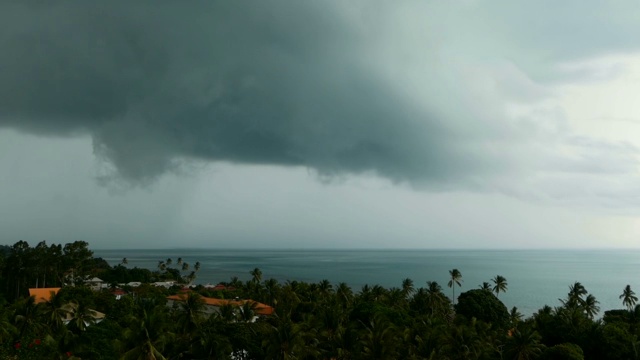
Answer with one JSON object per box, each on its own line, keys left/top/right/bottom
{"left": 0, "top": 240, "right": 639, "bottom": 359}
{"left": 455, "top": 289, "right": 509, "bottom": 328}
{"left": 541, "top": 343, "right": 584, "bottom": 360}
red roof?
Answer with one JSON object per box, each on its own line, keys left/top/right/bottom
{"left": 167, "top": 294, "right": 274, "bottom": 316}
{"left": 213, "top": 284, "right": 235, "bottom": 291}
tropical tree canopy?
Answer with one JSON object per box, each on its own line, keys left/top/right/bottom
{"left": 620, "top": 284, "right": 638, "bottom": 311}
{"left": 454, "top": 289, "right": 509, "bottom": 328}
{"left": 0, "top": 240, "right": 638, "bottom": 360}
{"left": 492, "top": 275, "right": 508, "bottom": 297}
{"left": 447, "top": 268, "right": 463, "bottom": 304}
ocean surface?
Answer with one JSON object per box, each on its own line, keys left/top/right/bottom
{"left": 94, "top": 249, "right": 640, "bottom": 317}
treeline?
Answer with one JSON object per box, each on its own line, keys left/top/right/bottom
{"left": 0, "top": 240, "right": 96, "bottom": 301}
{"left": 0, "top": 240, "right": 639, "bottom": 359}
{"left": 0, "top": 241, "right": 194, "bottom": 302}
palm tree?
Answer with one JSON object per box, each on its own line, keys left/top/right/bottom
{"left": 371, "top": 285, "right": 387, "bottom": 302}
{"left": 425, "top": 281, "right": 450, "bottom": 317}
{"left": 360, "top": 313, "right": 399, "bottom": 359}
{"left": 441, "top": 317, "right": 490, "bottom": 358}
{"left": 620, "top": 285, "right": 638, "bottom": 311}
{"left": 40, "top": 290, "right": 71, "bottom": 332}
{"left": 492, "top": 275, "right": 508, "bottom": 298}
{"left": 120, "top": 299, "right": 172, "bottom": 360}
{"left": 157, "top": 261, "right": 166, "bottom": 272}
{"left": 177, "top": 257, "right": 183, "bottom": 266}
{"left": 175, "top": 293, "right": 205, "bottom": 335}
{"left": 239, "top": 301, "right": 258, "bottom": 322}
{"left": 315, "top": 303, "right": 345, "bottom": 358}
{"left": 250, "top": 267, "right": 262, "bottom": 284}
{"left": 166, "top": 258, "right": 172, "bottom": 267}
{"left": 509, "top": 306, "right": 523, "bottom": 327}
{"left": 479, "top": 282, "right": 491, "bottom": 291}
{"left": 0, "top": 308, "right": 16, "bottom": 343}
{"left": 194, "top": 261, "right": 201, "bottom": 272}
{"left": 317, "top": 280, "right": 333, "bottom": 301}
{"left": 448, "top": 269, "right": 463, "bottom": 305}
{"left": 121, "top": 329, "right": 169, "bottom": 359}
{"left": 68, "top": 301, "right": 97, "bottom": 333}
{"left": 336, "top": 282, "right": 353, "bottom": 308}
{"left": 187, "top": 271, "right": 197, "bottom": 285}
{"left": 583, "top": 294, "right": 600, "bottom": 319}
{"left": 190, "top": 316, "right": 232, "bottom": 359}
{"left": 264, "top": 278, "right": 281, "bottom": 306}
{"left": 503, "top": 324, "right": 544, "bottom": 360}
{"left": 359, "top": 284, "right": 372, "bottom": 302}
{"left": 385, "top": 287, "right": 406, "bottom": 308}
{"left": 121, "top": 258, "right": 128, "bottom": 267}
{"left": 218, "top": 303, "right": 237, "bottom": 323}
{"left": 181, "top": 262, "right": 189, "bottom": 272}
{"left": 229, "top": 276, "right": 242, "bottom": 289}
{"left": 565, "top": 281, "right": 587, "bottom": 308}
{"left": 402, "top": 278, "right": 415, "bottom": 298}
{"left": 263, "top": 318, "right": 305, "bottom": 359}
{"left": 13, "top": 296, "right": 44, "bottom": 340}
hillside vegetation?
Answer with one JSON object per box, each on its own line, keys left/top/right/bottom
{"left": 0, "top": 240, "right": 639, "bottom": 359}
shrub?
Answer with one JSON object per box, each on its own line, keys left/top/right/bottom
{"left": 454, "top": 289, "right": 509, "bottom": 328}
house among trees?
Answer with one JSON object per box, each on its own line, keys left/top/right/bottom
{"left": 111, "top": 288, "right": 128, "bottom": 300}
{"left": 167, "top": 294, "right": 274, "bottom": 320}
{"left": 28, "top": 287, "right": 106, "bottom": 328}
{"left": 152, "top": 280, "right": 176, "bottom": 288}
{"left": 28, "top": 287, "right": 62, "bottom": 304}
{"left": 84, "top": 277, "right": 104, "bottom": 291}
{"left": 203, "top": 283, "right": 236, "bottom": 291}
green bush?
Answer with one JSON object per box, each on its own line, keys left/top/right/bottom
{"left": 541, "top": 343, "right": 584, "bottom": 360}
{"left": 454, "top": 289, "right": 509, "bottom": 328}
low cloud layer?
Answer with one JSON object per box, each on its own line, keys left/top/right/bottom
{"left": 1, "top": 1, "right": 639, "bottom": 193}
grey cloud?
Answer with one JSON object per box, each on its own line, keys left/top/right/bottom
{"left": 546, "top": 136, "right": 640, "bottom": 175}
{"left": 1, "top": 1, "right": 639, "bottom": 187}
{"left": 472, "top": 1, "right": 640, "bottom": 82}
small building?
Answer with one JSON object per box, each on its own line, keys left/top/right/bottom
{"left": 28, "top": 288, "right": 61, "bottom": 304}
{"left": 111, "top": 289, "right": 128, "bottom": 300}
{"left": 152, "top": 281, "right": 175, "bottom": 288}
{"left": 28, "top": 288, "right": 105, "bottom": 328}
{"left": 85, "top": 277, "right": 104, "bottom": 291}
{"left": 204, "top": 284, "right": 236, "bottom": 291}
{"left": 167, "top": 294, "right": 274, "bottom": 319}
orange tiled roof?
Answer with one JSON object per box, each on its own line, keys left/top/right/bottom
{"left": 212, "top": 284, "right": 235, "bottom": 291}
{"left": 28, "top": 288, "right": 61, "bottom": 304}
{"left": 167, "top": 294, "right": 274, "bottom": 316}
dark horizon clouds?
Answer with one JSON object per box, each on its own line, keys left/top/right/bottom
{"left": 1, "top": 1, "right": 640, "bottom": 198}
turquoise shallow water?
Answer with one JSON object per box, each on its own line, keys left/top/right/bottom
{"left": 94, "top": 249, "right": 640, "bottom": 317}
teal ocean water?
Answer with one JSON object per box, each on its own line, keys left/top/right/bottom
{"left": 94, "top": 249, "right": 640, "bottom": 317}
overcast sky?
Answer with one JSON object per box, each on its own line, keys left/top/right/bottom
{"left": 2, "top": 1, "right": 640, "bottom": 249}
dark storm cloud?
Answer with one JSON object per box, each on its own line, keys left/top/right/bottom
{"left": 1, "top": 1, "right": 638, "bottom": 185}
{"left": 0, "top": 2, "right": 467, "bottom": 183}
